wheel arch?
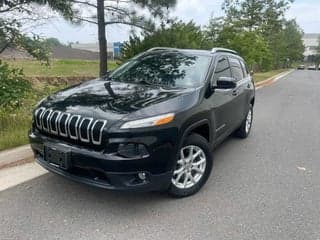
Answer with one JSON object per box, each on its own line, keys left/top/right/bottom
{"left": 250, "top": 97, "right": 255, "bottom": 106}
{"left": 180, "top": 119, "right": 212, "bottom": 148}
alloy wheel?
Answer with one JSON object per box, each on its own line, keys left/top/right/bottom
{"left": 171, "top": 145, "right": 206, "bottom": 189}
{"left": 245, "top": 108, "right": 252, "bottom": 133}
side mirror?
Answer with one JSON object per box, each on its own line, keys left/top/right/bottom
{"left": 215, "top": 77, "right": 237, "bottom": 89}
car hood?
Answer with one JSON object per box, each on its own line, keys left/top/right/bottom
{"left": 39, "top": 79, "right": 199, "bottom": 123}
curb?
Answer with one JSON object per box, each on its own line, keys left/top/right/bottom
{"left": 255, "top": 69, "right": 294, "bottom": 88}
{"left": 0, "top": 145, "right": 34, "bottom": 170}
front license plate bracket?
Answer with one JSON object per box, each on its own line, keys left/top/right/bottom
{"left": 44, "top": 144, "right": 71, "bottom": 170}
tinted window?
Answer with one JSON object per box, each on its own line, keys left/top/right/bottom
{"left": 229, "top": 58, "right": 244, "bottom": 81}
{"left": 109, "top": 51, "right": 211, "bottom": 88}
{"left": 239, "top": 60, "right": 248, "bottom": 77}
{"left": 212, "top": 56, "right": 232, "bottom": 83}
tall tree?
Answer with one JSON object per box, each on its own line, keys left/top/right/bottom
{"left": 222, "top": 0, "right": 293, "bottom": 34}
{"left": 97, "top": 0, "right": 107, "bottom": 77}
{"left": 221, "top": 0, "right": 301, "bottom": 69}
{"left": 281, "top": 20, "right": 304, "bottom": 65}
{"left": 71, "top": 0, "right": 177, "bottom": 76}
{"left": 121, "top": 21, "right": 208, "bottom": 60}
{"left": 205, "top": 17, "right": 272, "bottom": 71}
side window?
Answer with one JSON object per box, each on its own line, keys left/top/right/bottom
{"left": 229, "top": 57, "right": 244, "bottom": 81}
{"left": 212, "top": 56, "right": 232, "bottom": 83}
{"left": 239, "top": 60, "right": 248, "bottom": 78}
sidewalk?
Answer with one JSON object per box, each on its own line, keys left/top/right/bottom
{"left": 0, "top": 145, "right": 34, "bottom": 170}
{"left": 255, "top": 69, "right": 294, "bottom": 88}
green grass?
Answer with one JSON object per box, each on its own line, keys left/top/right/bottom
{"left": 0, "top": 85, "right": 67, "bottom": 151}
{"left": 0, "top": 112, "right": 31, "bottom": 151}
{"left": 254, "top": 69, "right": 289, "bottom": 83}
{"left": 7, "top": 59, "right": 118, "bottom": 77}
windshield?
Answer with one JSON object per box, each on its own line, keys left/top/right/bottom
{"left": 109, "top": 51, "right": 211, "bottom": 88}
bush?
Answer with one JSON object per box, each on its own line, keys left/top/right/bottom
{"left": 0, "top": 60, "right": 31, "bottom": 108}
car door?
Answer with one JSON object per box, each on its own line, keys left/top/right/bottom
{"left": 209, "top": 55, "right": 237, "bottom": 140}
{"left": 228, "top": 57, "right": 248, "bottom": 127}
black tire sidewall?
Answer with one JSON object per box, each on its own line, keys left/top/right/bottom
{"left": 235, "top": 104, "right": 253, "bottom": 138}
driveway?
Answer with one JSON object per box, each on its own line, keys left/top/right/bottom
{"left": 1, "top": 70, "right": 320, "bottom": 240}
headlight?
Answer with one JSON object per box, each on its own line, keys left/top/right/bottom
{"left": 120, "top": 113, "right": 175, "bottom": 129}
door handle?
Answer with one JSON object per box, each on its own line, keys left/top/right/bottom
{"left": 232, "top": 89, "right": 239, "bottom": 96}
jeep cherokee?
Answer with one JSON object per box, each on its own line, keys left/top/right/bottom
{"left": 29, "top": 47, "right": 255, "bottom": 197}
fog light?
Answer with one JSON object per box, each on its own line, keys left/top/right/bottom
{"left": 138, "top": 172, "right": 146, "bottom": 180}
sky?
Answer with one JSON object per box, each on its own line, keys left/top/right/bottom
{"left": 31, "top": 0, "right": 320, "bottom": 44}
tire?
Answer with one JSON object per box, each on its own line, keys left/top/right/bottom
{"left": 168, "top": 133, "right": 213, "bottom": 198}
{"left": 235, "top": 104, "right": 253, "bottom": 138}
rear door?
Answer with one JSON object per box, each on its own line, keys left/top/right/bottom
{"left": 228, "top": 57, "right": 249, "bottom": 126}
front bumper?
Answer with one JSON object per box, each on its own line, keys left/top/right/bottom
{"left": 29, "top": 131, "right": 176, "bottom": 191}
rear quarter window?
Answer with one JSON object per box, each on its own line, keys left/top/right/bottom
{"left": 239, "top": 60, "right": 249, "bottom": 77}
{"left": 229, "top": 57, "right": 244, "bottom": 81}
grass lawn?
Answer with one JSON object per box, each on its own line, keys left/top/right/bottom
{"left": 0, "top": 112, "right": 31, "bottom": 151}
{"left": 254, "top": 69, "right": 289, "bottom": 83}
{"left": 0, "top": 85, "right": 66, "bottom": 151}
{"left": 7, "top": 59, "right": 118, "bottom": 77}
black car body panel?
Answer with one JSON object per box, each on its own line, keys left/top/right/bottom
{"left": 29, "top": 48, "right": 255, "bottom": 191}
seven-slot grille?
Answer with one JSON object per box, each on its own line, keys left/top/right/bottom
{"left": 34, "top": 107, "right": 107, "bottom": 145}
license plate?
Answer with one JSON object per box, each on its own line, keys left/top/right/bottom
{"left": 44, "top": 144, "right": 71, "bottom": 170}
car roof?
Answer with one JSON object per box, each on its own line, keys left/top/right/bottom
{"left": 144, "top": 47, "right": 243, "bottom": 60}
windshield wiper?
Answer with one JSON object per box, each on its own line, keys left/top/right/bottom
{"left": 137, "top": 80, "right": 153, "bottom": 86}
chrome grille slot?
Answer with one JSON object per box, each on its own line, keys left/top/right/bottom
{"left": 35, "top": 107, "right": 45, "bottom": 129}
{"left": 41, "top": 109, "right": 52, "bottom": 132}
{"left": 91, "top": 120, "right": 107, "bottom": 145}
{"left": 58, "top": 113, "right": 70, "bottom": 137}
{"left": 68, "top": 115, "right": 81, "bottom": 140}
{"left": 79, "top": 117, "right": 93, "bottom": 143}
{"left": 49, "top": 111, "right": 61, "bottom": 135}
{"left": 34, "top": 107, "right": 107, "bottom": 146}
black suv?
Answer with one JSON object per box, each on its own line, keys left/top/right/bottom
{"left": 29, "top": 47, "right": 255, "bottom": 197}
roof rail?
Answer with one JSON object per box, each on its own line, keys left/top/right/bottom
{"left": 211, "top": 48, "right": 238, "bottom": 55}
{"left": 147, "top": 47, "right": 178, "bottom": 52}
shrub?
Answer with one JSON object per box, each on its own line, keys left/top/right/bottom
{"left": 0, "top": 60, "right": 31, "bottom": 108}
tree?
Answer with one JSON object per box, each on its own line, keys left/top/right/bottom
{"left": 0, "top": 0, "right": 74, "bottom": 63}
{"left": 121, "top": 21, "right": 209, "bottom": 60}
{"left": 229, "top": 32, "right": 272, "bottom": 71}
{"left": 45, "top": 38, "right": 65, "bottom": 47}
{"left": 222, "top": 0, "right": 293, "bottom": 34}
{"left": 70, "top": 0, "right": 177, "bottom": 76}
{"left": 281, "top": 20, "right": 304, "bottom": 66}
{"left": 205, "top": 17, "right": 272, "bottom": 71}
{"left": 221, "top": 0, "right": 304, "bottom": 69}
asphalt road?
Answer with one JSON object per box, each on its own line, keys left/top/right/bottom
{"left": 1, "top": 70, "right": 320, "bottom": 240}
